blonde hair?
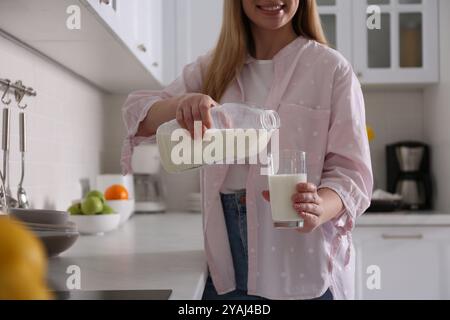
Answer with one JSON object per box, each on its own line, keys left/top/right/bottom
{"left": 203, "top": 0, "right": 328, "bottom": 102}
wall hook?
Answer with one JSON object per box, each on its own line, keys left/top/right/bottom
{"left": 14, "top": 81, "right": 28, "bottom": 109}
{"left": 1, "top": 79, "right": 12, "bottom": 105}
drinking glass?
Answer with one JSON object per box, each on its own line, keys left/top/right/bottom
{"left": 268, "top": 149, "right": 307, "bottom": 229}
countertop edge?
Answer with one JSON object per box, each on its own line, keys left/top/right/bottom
{"left": 357, "top": 212, "right": 450, "bottom": 227}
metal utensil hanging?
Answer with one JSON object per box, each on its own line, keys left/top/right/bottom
{"left": 17, "top": 111, "right": 29, "bottom": 209}
{"left": 0, "top": 78, "right": 36, "bottom": 212}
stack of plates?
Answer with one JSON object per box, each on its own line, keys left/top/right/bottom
{"left": 186, "top": 193, "right": 202, "bottom": 213}
{"left": 9, "top": 209, "right": 79, "bottom": 257}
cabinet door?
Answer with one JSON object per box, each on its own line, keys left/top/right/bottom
{"left": 124, "top": 0, "right": 164, "bottom": 82}
{"left": 85, "top": 0, "right": 121, "bottom": 31}
{"left": 174, "top": 0, "right": 223, "bottom": 77}
{"left": 317, "top": 0, "right": 352, "bottom": 61}
{"left": 353, "top": 227, "right": 450, "bottom": 300}
{"left": 84, "top": 0, "right": 165, "bottom": 85}
{"left": 148, "top": 0, "right": 164, "bottom": 82}
{"left": 353, "top": 0, "right": 439, "bottom": 84}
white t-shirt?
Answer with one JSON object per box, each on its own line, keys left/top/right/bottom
{"left": 220, "top": 60, "right": 274, "bottom": 194}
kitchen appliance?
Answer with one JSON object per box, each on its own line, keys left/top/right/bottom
{"left": 386, "top": 142, "right": 432, "bottom": 210}
{"left": 132, "top": 145, "right": 166, "bottom": 213}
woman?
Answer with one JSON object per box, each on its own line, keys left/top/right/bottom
{"left": 122, "top": 0, "right": 373, "bottom": 300}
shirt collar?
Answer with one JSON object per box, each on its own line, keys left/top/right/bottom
{"left": 244, "top": 36, "right": 310, "bottom": 65}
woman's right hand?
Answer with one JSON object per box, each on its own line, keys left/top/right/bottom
{"left": 176, "top": 93, "right": 218, "bottom": 137}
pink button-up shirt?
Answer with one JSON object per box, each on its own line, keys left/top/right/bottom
{"left": 121, "top": 37, "right": 373, "bottom": 300}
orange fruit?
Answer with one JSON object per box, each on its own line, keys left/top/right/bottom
{"left": 0, "top": 216, "right": 52, "bottom": 300}
{"left": 104, "top": 184, "right": 129, "bottom": 200}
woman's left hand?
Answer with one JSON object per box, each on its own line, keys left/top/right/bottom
{"left": 291, "top": 183, "right": 325, "bottom": 233}
{"left": 262, "top": 182, "right": 325, "bottom": 233}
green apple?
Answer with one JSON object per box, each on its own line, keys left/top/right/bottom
{"left": 86, "top": 190, "right": 105, "bottom": 204}
{"left": 81, "top": 197, "right": 104, "bottom": 215}
{"left": 68, "top": 203, "right": 82, "bottom": 215}
{"left": 101, "top": 204, "right": 115, "bottom": 215}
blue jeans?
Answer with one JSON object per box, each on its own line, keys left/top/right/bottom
{"left": 202, "top": 191, "right": 333, "bottom": 300}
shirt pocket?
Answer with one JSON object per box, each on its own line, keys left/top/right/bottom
{"left": 277, "top": 103, "right": 331, "bottom": 183}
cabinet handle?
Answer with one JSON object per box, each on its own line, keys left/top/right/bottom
{"left": 99, "top": 0, "right": 110, "bottom": 4}
{"left": 381, "top": 234, "right": 423, "bottom": 240}
{"left": 152, "top": 62, "right": 159, "bottom": 68}
{"left": 137, "top": 44, "right": 147, "bottom": 53}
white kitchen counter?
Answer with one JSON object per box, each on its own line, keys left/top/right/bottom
{"left": 357, "top": 212, "right": 450, "bottom": 226}
{"left": 46, "top": 210, "right": 450, "bottom": 300}
{"left": 48, "top": 213, "right": 206, "bottom": 300}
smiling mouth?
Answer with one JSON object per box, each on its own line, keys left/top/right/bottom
{"left": 256, "top": 3, "right": 286, "bottom": 13}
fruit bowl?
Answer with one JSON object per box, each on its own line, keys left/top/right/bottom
{"left": 69, "top": 214, "right": 121, "bottom": 235}
{"left": 105, "top": 200, "right": 135, "bottom": 225}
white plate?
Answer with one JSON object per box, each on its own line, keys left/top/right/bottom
{"left": 10, "top": 209, "right": 69, "bottom": 225}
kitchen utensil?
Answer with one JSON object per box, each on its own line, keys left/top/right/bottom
{"left": 105, "top": 199, "right": 135, "bottom": 225}
{"left": 17, "top": 111, "right": 29, "bottom": 208}
{"left": 69, "top": 213, "right": 120, "bottom": 235}
{"left": 9, "top": 208, "right": 69, "bottom": 225}
{"left": 386, "top": 142, "right": 432, "bottom": 210}
{"left": 1, "top": 107, "right": 17, "bottom": 209}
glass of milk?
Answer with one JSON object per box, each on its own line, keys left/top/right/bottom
{"left": 268, "top": 150, "right": 307, "bottom": 229}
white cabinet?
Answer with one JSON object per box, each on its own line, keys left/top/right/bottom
{"left": 353, "top": 226, "right": 450, "bottom": 300}
{"left": 82, "top": 0, "right": 439, "bottom": 87}
{"left": 86, "top": 0, "right": 120, "bottom": 30}
{"left": 85, "top": 0, "right": 167, "bottom": 85}
{"left": 318, "top": 0, "right": 439, "bottom": 85}
{"left": 0, "top": 0, "right": 163, "bottom": 93}
{"left": 353, "top": 0, "right": 439, "bottom": 84}
{"left": 174, "top": 0, "right": 224, "bottom": 78}
{"left": 317, "top": 0, "right": 353, "bottom": 61}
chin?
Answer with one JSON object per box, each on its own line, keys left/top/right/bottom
{"left": 257, "top": 21, "right": 286, "bottom": 31}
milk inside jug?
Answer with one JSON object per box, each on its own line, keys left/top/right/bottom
{"left": 156, "top": 103, "right": 280, "bottom": 173}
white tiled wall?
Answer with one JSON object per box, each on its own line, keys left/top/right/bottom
{"left": 103, "top": 95, "right": 127, "bottom": 174}
{"left": 364, "top": 89, "right": 425, "bottom": 190}
{"left": 0, "top": 35, "right": 106, "bottom": 211}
